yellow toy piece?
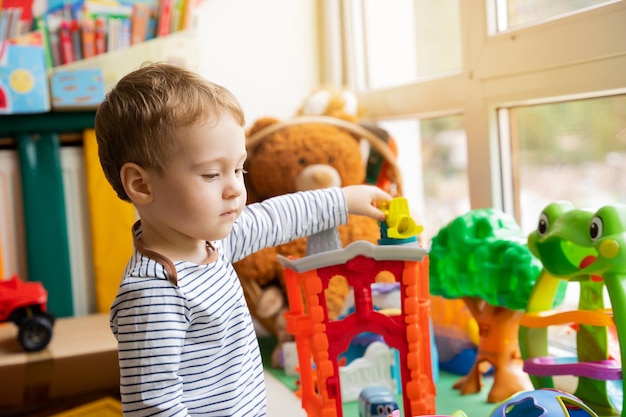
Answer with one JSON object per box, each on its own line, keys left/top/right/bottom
{"left": 379, "top": 197, "right": 423, "bottom": 240}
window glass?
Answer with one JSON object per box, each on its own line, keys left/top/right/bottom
{"left": 503, "top": 94, "right": 626, "bottom": 235}
{"left": 496, "top": 0, "right": 613, "bottom": 31}
{"left": 361, "top": 0, "right": 417, "bottom": 89}
{"left": 378, "top": 115, "right": 470, "bottom": 241}
{"left": 359, "top": 0, "right": 462, "bottom": 90}
{"left": 413, "top": 0, "right": 462, "bottom": 78}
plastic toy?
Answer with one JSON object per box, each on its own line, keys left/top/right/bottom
{"left": 429, "top": 208, "right": 540, "bottom": 402}
{"left": 488, "top": 388, "right": 599, "bottom": 417}
{"left": 0, "top": 274, "right": 55, "bottom": 351}
{"left": 280, "top": 198, "right": 435, "bottom": 417}
{"left": 521, "top": 201, "right": 626, "bottom": 416}
{"left": 358, "top": 386, "right": 398, "bottom": 417}
{"left": 338, "top": 282, "right": 439, "bottom": 384}
{"left": 430, "top": 296, "right": 479, "bottom": 376}
{"left": 339, "top": 340, "right": 398, "bottom": 402}
{"left": 378, "top": 197, "right": 422, "bottom": 245}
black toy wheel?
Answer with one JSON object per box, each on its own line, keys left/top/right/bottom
{"left": 18, "top": 314, "right": 54, "bottom": 352}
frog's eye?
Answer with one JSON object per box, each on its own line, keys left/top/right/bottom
{"left": 538, "top": 213, "right": 549, "bottom": 236}
{"left": 589, "top": 216, "right": 603, "bottom": 241}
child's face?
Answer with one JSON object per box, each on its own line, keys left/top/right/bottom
{"left": 146, "top": 111, "right": 248, "bottom": 243}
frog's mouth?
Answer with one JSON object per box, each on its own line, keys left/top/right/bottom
{"left": 579, "top": 255, "right": 604, "bottom": 282}
{"left": 536, "top": 239, "right": 598, "bottom": 278}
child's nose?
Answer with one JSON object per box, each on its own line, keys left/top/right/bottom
{"left": 224, "top": 175, "right": 244, "bottom": 198}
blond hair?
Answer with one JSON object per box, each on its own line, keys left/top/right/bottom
{"left": 95, "top": 62, "right": 245, "bottom": 201}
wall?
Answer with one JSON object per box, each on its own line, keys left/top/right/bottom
{"left": 197, "top": 0, "right": 321, "bottom": 126}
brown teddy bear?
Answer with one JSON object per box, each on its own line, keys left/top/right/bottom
{"left": 234, "top": 116, "right": 399, "bottom": 366}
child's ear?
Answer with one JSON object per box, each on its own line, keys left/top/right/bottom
{"left": 121, "top": 162, "right": 153, "bottom": 204}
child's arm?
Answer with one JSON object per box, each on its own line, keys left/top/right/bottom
{"left": 227, "top": 186, "right": 390, "bottom": 262}
{"left": 342, "top": 184, "right": 392, "bottom": 221}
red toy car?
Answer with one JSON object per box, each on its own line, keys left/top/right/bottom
{"left": 0, "top": 274, "right": 55, "bottom": 351}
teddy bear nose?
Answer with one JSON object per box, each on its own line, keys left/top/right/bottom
{"left": 295, "top": 164, "right": 342, "bottom": 191}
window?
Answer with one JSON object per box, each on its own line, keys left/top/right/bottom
{"left": 493, "top": 0, "right": 616, "bottom": 32}
{"left": 500, "top": 94, "right": 626, "bottom": 235}
{"left": 378, "top": 116, "right": 470, "bottom": 239}
{"left": 332, "top": 0, "right": 626, "bottom": 240}
{"left": 328, "top": 1, "right": 626, "bottom": 405}
{"left": 346, "top": 0, "right": 462, "bottom": 90}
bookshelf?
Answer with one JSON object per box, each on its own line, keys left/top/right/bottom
{"left": 0, "top": 23, "right": 198, "bottom": 319}
{"left": 52, "top": 27, "right": 198, "bottom": 90}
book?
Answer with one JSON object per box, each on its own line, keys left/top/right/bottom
{"left": 32, "top": 15, "right": 52, "bottom": 67}
{"left": 130, "top": 2, "right": 148, "bottom": 44}
{"left": 46, "top": 12, "right": 62, "bottom": 65}
{"left": 156, "top": 0, "right": 171, "bottom": 36}
{"left": 106, "top": 16, "right": 117, "bottom": 52}
{"left": 80, "top": 15, "right": 95, "bottom": 58}
{"left": 70, "top": 18, "right": 82, "bottom": 60}
{"left": 50, "top": 68, "right": 106, "bottom": 110}
{"left": 94, "top": 14, "right": 106, "bottom": 54}
{"left": 58, "top": 19, "right": 75, "bottom": 64}
{"left": 1, "top": 7, "right": 22, "bottom": 40}
{"left": 181, "top": 0, "right": 196, "bottom": 30}
{"left": 1, "top": 0, "right": 34, "bottom": 31}
{"left": 169, "top": 0, "right": 181, "bottom": 32}
{"left": 119, "top": 16, "right": 130, "bottom": 49}
{"left": 0, "top": 42, "right": 50, "bottom": 114}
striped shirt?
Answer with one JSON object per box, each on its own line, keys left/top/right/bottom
{"left": 110, "top": 188, "right": 348, "bottom": 416}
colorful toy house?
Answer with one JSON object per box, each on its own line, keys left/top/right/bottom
{"left": 279, "top": 202, "right": 436, "bottom": 417}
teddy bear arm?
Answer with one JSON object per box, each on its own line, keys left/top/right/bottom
{"left": 233, "top": 246, "right": 282, "bottom": 287}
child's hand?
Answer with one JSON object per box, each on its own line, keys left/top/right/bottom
{"left": 342, "top": 185, "right": 392, "bottom": 222}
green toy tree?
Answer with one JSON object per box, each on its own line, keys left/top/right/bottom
{"left": 429, "top": 208, "right": 556, "bottom": 403}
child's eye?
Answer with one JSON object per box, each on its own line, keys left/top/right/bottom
{"left": 203, "top": 173, "right": 219, "bottom": 180}
{"left": 236, "top": 168, "right": 248, "bottom": 176}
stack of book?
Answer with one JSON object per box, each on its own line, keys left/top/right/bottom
{"left": 0, "top": 0, "right": 35, "bottom": 41}
{"left": 0, "top": 0, "right": 198, "bottom": 68}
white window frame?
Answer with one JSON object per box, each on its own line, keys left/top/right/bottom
{"left": 324, "top": 0, "right": 626, "bottom": 214}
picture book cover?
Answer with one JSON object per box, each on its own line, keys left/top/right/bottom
{"left": 50, "top": 67, "right": 105, "bottom": 110}
{"left": 0, "top": 41, "right": 50, "bottom": 114}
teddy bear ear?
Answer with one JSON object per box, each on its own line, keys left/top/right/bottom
{"left": 297, "top": 86, "right": 361, "bottom": 123}
{"left": 247, "top": 117, "right": 281, "bottom": 137}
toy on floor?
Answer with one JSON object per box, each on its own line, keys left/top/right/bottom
{"left": 430, "top": 296, "right": 479, "bottom": 376}
{"left": 358, "top": 386, "right": 398, "bottom": 417}
{"left": 488, "top": 388, "right": 599, "bottom": 417}
{"left": 281, "top": 197, "right": 435, "bottom": 417}
{"left": 429, "top": 208, "right": 542, "bottom": 403}
{"left": 521, "top": 201, "right": 626, "bottom": 417}
{"left": 0, "top": 274, "right": 55, "bottom": 351}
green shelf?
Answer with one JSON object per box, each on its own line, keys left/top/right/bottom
{"left": 0, "top": 111, "right": 97, "bottom": 136}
